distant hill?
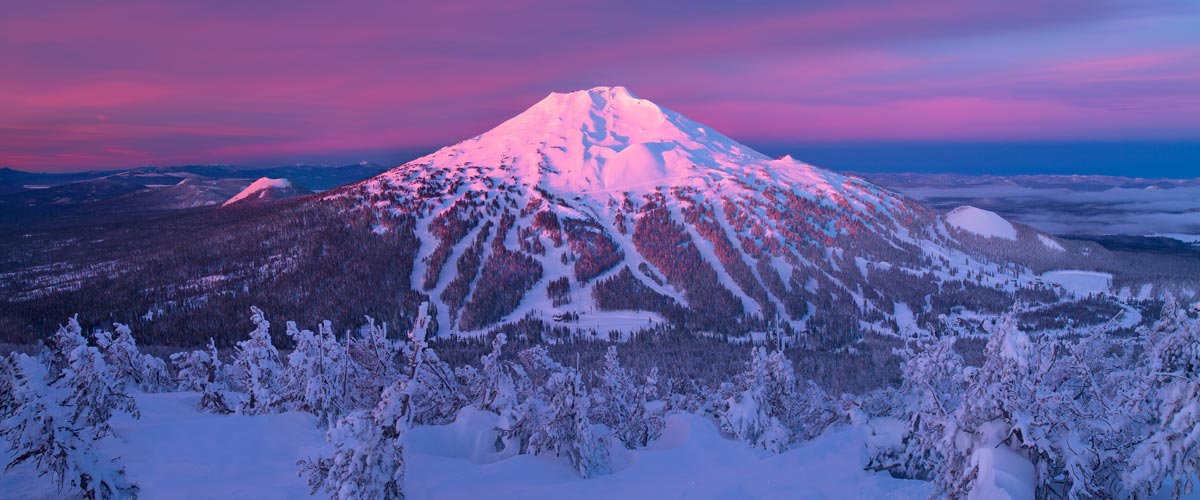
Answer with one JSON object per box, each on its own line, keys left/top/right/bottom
{"left": 0, "top": 163, "right": 387, "bottom": 211}
{"left": 221, "top": 177, "right": 311, "bottom": 207}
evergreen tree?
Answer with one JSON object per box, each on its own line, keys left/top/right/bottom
{"left": 171, "top": 338, "right": 233, "bottom": 414}
{"left": 2, "top": 316, "right": 141, "bottom": 500}
{"left": 285, "top": 321, "right": 348, "bottom": 427}
{"left": 231, "top": 306, "right": 283, "bottom": 415}
{"left": 95, "top": 323, "right": 171, "bottom": 393}
{"left": 593, "top": 346, "right": 664, "bottom": 449}
{"left": 470, "top": 333, "right": 519, "bottom": 415}
{"left": 348, "top": 315, "right": 401, "bottom": 409}
{"left": 528, "top": 368, "right": 611, "bottom": 478}
{"left": 714, "top": 346, "right": 794, "bottom": 453}
{"left": 300, "top": 303, "right": 433, "bottom": 500}
{"left": 301, "top": 381, "right": 411, "bottom": 500}
{"left": 1127, "top": 301, "right": 1200, "bottom": 499}
{"left": 878, "top": 337, "right": 967, "bottom": 479}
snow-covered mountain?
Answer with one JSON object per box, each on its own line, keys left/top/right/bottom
{"left": 222, "top": 177, "right": 310, "bottom": 207}
{"left": 327, "top": 87, "right": 1091, "bottom": 342}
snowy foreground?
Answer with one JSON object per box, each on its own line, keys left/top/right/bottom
{"left": 1, "top": 392, "right": 930, "bottom": 500}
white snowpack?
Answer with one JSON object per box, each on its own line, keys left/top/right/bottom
{"left": 1041, "top": 270, "right": 1112, "bottom": 296}
{"left": 222, "top": 177, "right": 293, "bottom": 206}
{"left": 1, "top": 392, "right": 932, "bottom": 500}
{"left": 946, "top": 206, "right": 1017, "bottom": 240}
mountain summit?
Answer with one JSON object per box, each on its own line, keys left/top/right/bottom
{"left": 395, "top": 86, "right": 866, "bottom": 202}
{"left": 331, "top": 87, "right": 1065, "bottom": 340}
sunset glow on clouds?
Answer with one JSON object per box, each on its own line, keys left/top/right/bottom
{"left": 1, "top": 0, "right": 1198, "bottom": 171}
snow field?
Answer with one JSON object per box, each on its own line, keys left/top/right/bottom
{"left": 945, "top": 206, "right": 1017, "bottom": 240}
{"left": 2, "top": 392, "right": 932, "bottom": 500}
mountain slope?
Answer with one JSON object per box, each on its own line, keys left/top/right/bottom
{"left": 0, "top": 88, "right": 1172, "bottom": 347}
{"left": 327, "top": 87, "right": 1083, "bottom": 343}
{"left": 222, "top": 177, "right": 310, "bottom": 207}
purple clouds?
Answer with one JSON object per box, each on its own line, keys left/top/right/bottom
{"left": 1, "top": 0, "right": 1197, "bottom": 170}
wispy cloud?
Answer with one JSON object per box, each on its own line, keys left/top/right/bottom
{"left": 1, "top": 0, "right": 1197, "bottom": 170}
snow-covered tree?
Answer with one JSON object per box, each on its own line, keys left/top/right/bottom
{"left": 1127, "top": 301, "right": 1200, "bottom": 499}
{"left": 490, "top": 345, "right": 562, "bottom": 455}
{"left": 49, "top": 315, "right": 88, "bottom": 370}
{"left": 230, "top": 306, "right": 283, "bottom": 415}
{"left": 528, "top": 368, "right": 611, "bottom": 478}
{"left": 347, "top": 315, "right": 401, "bottom": 409}
{"left": 285, "top": 321, "right": 349, "bottom": 427}
{"left": 0, "top": 353, "right": 15, "bottom": 416}
{"left": 407, "top": 349, "right": 463, "bottom": 425}
{"left": 171, "top": 338, "right": 233, "bottom": 414}
{"left": 932, "top": 310, "right": 1106, "bottom": 499}
{"left": 592, "top": 346, "right": 664, "bottom": 449}
{"left": 592, "top": 346, "right": 633, "bottom": 429}
{"left": 933, "top": 312, "right": 1035, "bottom": 498}
{"left": 95, "top": 323, "right": 171, "bottom": 393}
{"left": 2, "top": 327, "right": 141, "bottom": 500}
{"left": 714, "top": 346, "right": 797, "bottom": 453}
{"left": 58, "top": 343, "right": 140, "bottom": 439}
{"left": 301, "top": 380, "right": 411, "bottom": 500}
{"left": 466, "top": 333, "right": 519, "bottom": 415}
{"left": 457, "top": 333, "right": 532, "bottom": 455}
{"left": 301, "top": 303, "right": 435, "bottom": 500}
{"left": 873, "top": 336, "right": 967, "bottom": 479}
{"left": 386, "top": 303, "right": 463, "bottom": 424}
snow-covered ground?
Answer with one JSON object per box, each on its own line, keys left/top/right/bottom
{"left": 1041, "top": 270, "right": 1112, "bottom": 296}
{"left": 945, "top": 206, "right": 1017, "bottom": 240}
{"left": 0, "top": 392, "right": 328, "bottom": 500}
{"left": 1037, "top": 233, "right": 1065, "bottom": 251}
{"left": 222, "top": 177, "right": 294, "bottom": 206}
{"left": 410, "top": 410, "right": 929, "bottom": 500}
{"left": 552, "top": 310, "right": 667, "bottom": 340}
{"left": 1, "top": 392, "right": 929, "bottom": 500}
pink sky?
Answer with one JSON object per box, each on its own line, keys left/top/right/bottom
{"left": 1, "top": 0, "right": 1198, "bottom": 171}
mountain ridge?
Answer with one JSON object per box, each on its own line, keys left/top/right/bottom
{"left": 329, "top": 87, "right": 1084, "bottom": 342}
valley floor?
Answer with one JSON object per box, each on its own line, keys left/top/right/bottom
{"left": 1, "top": 392, "right": 931, "bottom": 500}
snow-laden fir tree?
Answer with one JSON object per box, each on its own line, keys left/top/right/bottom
{"left": 1054, "top": 321, "right": 1146, "bottom": 499}
{"left": 0, "top": 353, "right": 15, "bottom": 416}
{"left": 714, "top": 346, "right": 796, "bottom": 453}
{"left": 171, "top": 338, "right": 233, "bottom": 414}
{"left": 592, "top": 346, "right": 664, "bottom": 449}
{"left": 2, "top": 318, "right": 142, "bottom": 500}
{"left": 464, "top": 333, "right": 519, "bottom": 415}
{"left": 301, "top": 378, "right": 412, "bottom": 500}
{"left": 932, "top": 310, "right": 1104, "bottom": 499}
{"left": 49, "top": 315, "right": 88, "bottom": 371}
{"left": 1127, "top": 300, "right": 1200, "bottom": 499}
{"left": 300, "top": 303, "right": 433, "bottom": 500}
{"left": 933, "top": 312, "right": 1037, "bottom": 498}
{"left": 388, "top": 303, "right": 464, "bottom": 425}
{"left": 456, "top": 333, "right": 533, "bottom": 455}
{"left": 527, "top": 366, "right": 612, "bottom": 478}
{"left": 230, "top": 306, "right": 283, "bottom": 415}
{"left": 490, "top": 345, "right": 565, "bottom": 455}
{"left": 95, "top": 323, "right": 171, "bottom": 393}
{"left": 284, "top": 321, "right": 349, "bottom": 427}
{"left": 592, "top": 346, "right": 632, "bottom": 430}
{"left": 872, "top": 336, "right": 967, "bottom": 479}
{"left": 55, "top": 322, "right": 141, "bottom": 439}
{"left": 347, "top": 315, "right": 402, "bottom": 409}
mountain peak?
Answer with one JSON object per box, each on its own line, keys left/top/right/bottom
{"left": 392, "top": 86, "right": 843, "bottom": 198}
{"left": 492, "top": 85, "right": 670, "bottom": 147}
{"left": 222, "top": 177, "right": 308, "bottom": 207}
{"left": 341, "top": 87, "right": 941, "bottom": 335}
{"left": 548, "top": 85, "right": 638, "bottom": 100}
